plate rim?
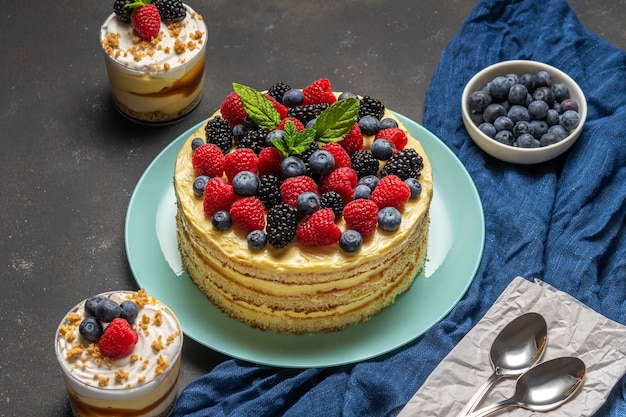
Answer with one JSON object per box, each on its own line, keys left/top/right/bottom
{"left": 124, "top": 112, "right": 484, "bottom": 368}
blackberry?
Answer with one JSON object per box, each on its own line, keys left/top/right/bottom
{"left": 205, "top": 117, "right": 233, "bottom": 154}
{"left": 380, "top": 148, "right": 424, "bottom": 181}
{"left": 267, "top": 82, "right": 292, "bottom": 103}
{"left": 300, "top": 142, "right": 320, "bottom": 178}
{"left": 258, "top": 175, "right": 283, "bottom": 209}
{"left": 153, "top": 0, "right": 186, "bottom": 22}
{"left": 287, "top": 103, "right": 330, "bottom": 125}
{"left": 113, "top": 0, "right": 133, "bottom": 23}
{"left": 238, "top": 129, "right": 268, "bottom": 155}
{"left": 350, "top": 150, "right": 379, "bottom": 179}
{"left": 359, "top": 96, "right": 385, "bottom": 120}
{"left": 266, "top": 204, "right": 298, "bottom": 249}
{"left": 320, "top": 191, "right": 344, "bottom": 219}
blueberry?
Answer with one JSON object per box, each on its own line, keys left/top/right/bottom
{"left": 305, "top": 118, "right": 317, "bottom": 129}
{"left": 266, "top": 129, "right": 284, "bottom": 146}
{"left": 560, "top": 110, "right": 580, "bottom": 131}
{"left": 516, "top": 133, "right": 540, "bottom": 148}
{"left": 191, "top": 137, "right": 204, "bottom": 151}
{"left": 308, "top": 150, "right": 335, "bottom": 177}
{"left": 488, "top": 76, "right": 512, "bottom": 101}
{"left": 493, "top": 116, "right": 514, "bottom": 132}
{"left": 507, "top": 105, "right": 530, "bottom": 123}
{"left": 233, "top": 124, "right": 247, "bottom": 144}
{"left": 559, "top": 99, "right": 578, "bottom": 113}
{"left": 535, "top": 70, "right": 552, "bottom": 87}
{"left": 192, "top": 175, "right": 210, "bottom": 197}
{"left": 282, "top": 89, "right": 304, "bottom": 107}
{"left": 548, "top": 124, "right": 568, "bottom": 140}
{"left": 378, "top": 118, "right": 399, "bottom": 130}
{"left": 280, "top": 156, "right": 307, "bottom": 178}
{"left": 528, "top": 100, "right": 549, "bottom": 120}
{"left": 338, "top": 91, "right": 358, "bottom": 100}
{"left": 358, "top": 115, "right": 380, "bottom": 136}
{"left": 247, "top": 230, "right": 267, "bottom": 251}
{"left": 529, "top": 120, "right": 549, "bottom": 139}
{"left": 358, "top": 175, "right": 379, "bottom": 191}
{"left": 119, "top": 300, "right": 139, "bottom": 323}
{"left": 482, "top": 103, "right": 507, "bottom": 124}
{"left": 353, "top": 185, "right": 371, "bottom": 200}
{"left": 95, "top": 298, "right": 121, "bottom": 323}
{"left": 505, "top": 73, "right": 520, "bottom": 85}
{"left": 244, "top": 116, "right": 258, "bottom": 130}
{"left": 540, "top": 132, "right": 561, "bottom": 147}
{"left": 494, "top": 130, "right": 515, "bottom": 146}
{"left": 297, "top": 192, "right": 321, "bottom": 215}
{"left": 468, "top": 90, "right": 493, "bottom": 113}
{"left": 532, "top": 86, "right": 555, "bottom": 105}
{"left": 404, "top": 178, "right": 422, "bottom": 199}
{"left": 370, "top": 139, "right": 394, "bottom": 160}
{"left": 552, "top": 82, "right": 569, "bottom": 102}
{"left": 519, "top": 73, "right": 537, "bottom": 92}
{"left": 378, "top": 207, "right": 402, "bottom": 232}
{"left": 546, "top": 109, "right": 560, "bottom": 126}
{"left": 211, "top": 210, "right": 232, "bottom": 231}
{"left": 513, "top": 121, "right": 532, "bottom": 138}
{"left": 339, "top": 230, "right": 362, "bottom": 252}
{"left": 79, "top": 317, "right": 103, "bottom": 343}
{"left": 84, "top": 294, "right": 106, "bottom": 317}
{"left": 478, "top": 123, "right": 496, "bottom": 138}
{"left": 507, "top": 84, "right": 528, "bottom": 106}
{"left": 232, "top": 171, "right": 260, "bottom": 196}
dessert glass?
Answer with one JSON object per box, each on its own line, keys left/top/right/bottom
{"left": 55, "top": 290, "right": 183, "bottom": 417}
{"left": 100, "top": 5, "right": 207, "bottom": 124}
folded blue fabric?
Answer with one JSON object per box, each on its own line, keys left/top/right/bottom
{"left": 171, "top": 0, "right": 626, "bottom": 415}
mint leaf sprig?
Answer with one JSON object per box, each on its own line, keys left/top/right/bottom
{"left": 233, "top": 83, "right": 281, "bottom": 130}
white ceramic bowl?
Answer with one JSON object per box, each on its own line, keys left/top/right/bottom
{"left": 461, "top": 60, "right": 587, "bottom": 164}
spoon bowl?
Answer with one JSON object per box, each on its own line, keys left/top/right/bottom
{"left": 466, "top": 357, "right": 585, "bottom": 417}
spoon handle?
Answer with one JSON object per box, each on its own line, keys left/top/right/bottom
{"left": 464, "top": 399, "right": 516, "bottom": 417}
{"left": 455, "top": 371, "right": 501, "bottom": 417}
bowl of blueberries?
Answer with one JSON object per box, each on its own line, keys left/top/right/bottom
{"left": 462, "top": 60, "right": 587, "bottom": 164}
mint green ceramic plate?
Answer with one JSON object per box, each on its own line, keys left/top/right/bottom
{"left": 125, "top": 113, "right": 484, "bottom": 368}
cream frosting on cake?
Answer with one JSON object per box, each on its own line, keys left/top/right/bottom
{"left": 173, "top": 93, "right": 433, "bottom": 334}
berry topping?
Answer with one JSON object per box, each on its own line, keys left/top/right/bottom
{"left": 153, "top": 0, "right": 186, "bottom": 22}
{"left": 224, "top": 148, "right": 258, "bottom": 181}
{"left": 358, "top": 115, "right": 380, "bottom": 136}
{"left": 302, "top": 78, "right": 337, "bottom": 106}
{"left": 320, "top": 167, "right": 358, "bottom": 204}
{"left": 343, "top": 199, "right": 379, "bottom": 237}
{"left": 192, "top": 143, "right": 225, "bottom": 178}
{"left": 339, "top": 229, "right": 363, "bottom": 253}
{"left": 230, "top": 197, "right": 266, "bottom": 233}
{"left": 95, "top": 298, "right": 122, "bottom": 323}
{"left": 113, "top": 0, "right": 134, "bottom": 23}
{"left": 320, "top": 191, "right": 345, "bottom": 219}
{"left": 338, "top": 123, "right": 364, "bottom": 155}
{"left": 267, "top": 81, "right": 292, "bottom": 103}
{"left": 266, "top": 204, "right": 299, "bottom": 248}
{"left": 296, "top": 208, "right": 341, "bottom": 247}
{"left": 297, "top": 191, "right": 321, "bottom": 215}
{"left": 79, "top": 317, "right": 104, "bottom": 343}
{"left": 192, "top": 175, "right": 210, "bottom": 197}
{"left": 280, "top": 156, "right": 307, "bottom": 178}
{"left": 350, "top": 150, "right": 379, "bottom": 179}
{"left": 127, "top": 0, "right": 161, "bottom": 40}
{"left": 257, "top": 174, "right": 283, "bottom": 209}
{"left": 378, "top": 206, "right": 402, "bottom": 232}
{"left": 404, "top": 178, "right": 422, "bottom": 199}
{"left": 119, "top": 300, "right": 139, "bottom": 323}
{"left": 98, "top": 318, "right": 139, "bottom": 359}
{"left": 247, "top": 230, "right": 267, "bottom": 251}
{"left": 375, "top": 128, "right": 408, "bottom": 153}
{"left": 203, "top": 177, "right": 238, "bottom": 217}
{"left": 359, "top": 96, "right": 386, "bottom": 120}
{"left": 321, "top": 142, "right": 351, "bottom": 169}
{"left": 220, "top": 91, "right": 248, "bottom": 127}
{"left": 280, "top": 176, "right": 318, "bottom": 208}
{"left": 308, "top": 150, "right": 335, "bottom": 177}
{"left": 211, "top": 210, "right": 233, "bottom": 231}
{"left": 381, "top": 148, "right": 424, "bottom": 181}
{"left": 282, "top": 89, "right": 305, "bottom": 107}
{"left": 232, "top": 171, "right": 260, "bottom": 197}
{"left": 205, "top": 116, "right": 234, "bottom": 154}
{"left": 85, "top": 294, "right": 106, "bottom": 317}
{"left": 370, "top": 175, "right": 411, "bottom": 210}
{"left": 370, "top": 139, "right": 394, "bottom": 160}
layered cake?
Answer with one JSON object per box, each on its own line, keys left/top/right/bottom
{"left": 100, "top": 1, "right": 207, "bottom": 123}
{"left": 55, "top": 290, "right": 183, "bottom": 417}
{"left": 174, "top": 79, "right": 433, "bottom": 334}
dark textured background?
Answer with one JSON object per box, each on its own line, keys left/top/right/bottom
{"left": 1, "top": 1, "right": 624, "bottom": 415}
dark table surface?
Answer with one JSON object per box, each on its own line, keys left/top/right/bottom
{"left": 1, "top": 1, "right": 625, "bottom": 415}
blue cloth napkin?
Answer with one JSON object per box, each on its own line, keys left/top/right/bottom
{"left": 171, "top": 0, "right": 626, "bottom": 415}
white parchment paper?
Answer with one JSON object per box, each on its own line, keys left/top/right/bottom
{"left": 398, "top": 277, "right": 626, "bottom": 417}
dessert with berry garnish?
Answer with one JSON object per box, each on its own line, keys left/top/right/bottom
{"left": 100, "top": 0, "right": 207, "bottom": 123}
{"left": 173, "top": 78, "right": 433, "bottom": 334}
{"left": 54, "top": 290, "right": 183, "bottom": 417}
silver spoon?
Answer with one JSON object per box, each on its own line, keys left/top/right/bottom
{"left": 465, "top": 356, "right": 585, "bottom": 417}
{"left": 456, "top": 312, "right": 547, "bottom": 416}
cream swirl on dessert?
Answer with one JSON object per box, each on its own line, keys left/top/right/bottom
{"left": 55, "top": 290, "right": 182, "bottom": 399}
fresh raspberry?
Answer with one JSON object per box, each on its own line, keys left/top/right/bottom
{"left": 98, "top": 318, "right": 138, "bottom": 359}
{"left": 280, "top": 176, "right": 318, "bottom": 208}
{"left": 220, "top": 91, "right": 248, "bottom": 127}
{"left": 343, "top": 199, "right": 379, "bottom": 237}
{"left": 370, "top": 174, "right": 411, "bottom": 210}
{"left": 258, "top": 146, "right": 284, "bottom": 177}
{"left": 322, "top": 142, "right": 351, "bottom": 169}
{"left": 375, "top": 128, "right": 408, "bottom": 152}
{"left": 302, "top": 78, "right": 337, "bottom": 106}
{"left": 296, "top": 208, "right": 341, "bottom": 247}
{"left": 319, "top": 167, "right": 358, "bottom": 204}
{"left": 266, "top": 94, "right": 289, "bottom": 119}
{"left": 230, "top": 197, "right": 266, "bottom": 233}
{"left": 192, "top": 143, "right": 225, "bottom": 178}
{"left": 129, "top": 2, "right": 161, "bottom": 39}
{"left": 278, "top": 117, "right": 305, "bottom": 131}
{"left": 203, "top": 177, "right": 238, "bottom": 216}
{"left": 223, "top": 148, "right": 258, "bottom": 181}
{"left": 338, "top": 123, "right": 364, "bottom": 155}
